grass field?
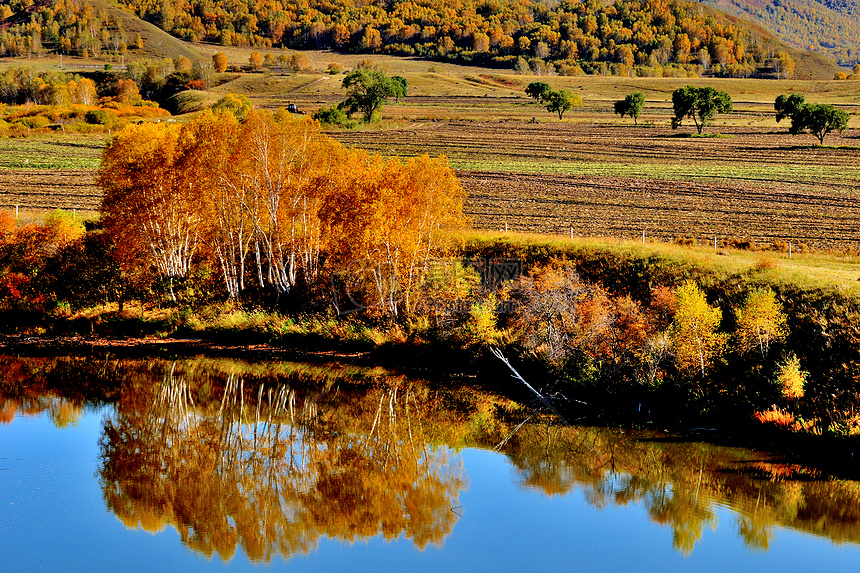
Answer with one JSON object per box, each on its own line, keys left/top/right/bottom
{"left": 459, "top": 230, "right": 860, "bottom": 295}
{"left": 223, "top": 69, "right": 860, "bottom": 124}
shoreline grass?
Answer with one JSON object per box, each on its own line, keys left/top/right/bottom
{"left": 453, "top": 230, "right": 860, "bottom": 297}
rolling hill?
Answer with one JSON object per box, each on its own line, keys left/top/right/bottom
{"left": 700, "top": 0, "right": 860, "bottom": 66}
{"left": 0, "top": 0, "right": 202, "bottom": 61}
{"left": 0, "top": 0, "right": 843, "bottom": 79}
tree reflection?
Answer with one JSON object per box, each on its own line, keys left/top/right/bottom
{"left": 97, "top": 364, "right": 466, "bottom": 562}
{"left": 0, "top": 355, "right": 85, "bottom": 428}
{"left": 502, "top": 423, "right": 860, "bottom": 554}
{"left": 4, "top": 354, "right": 860, "bottom": 559}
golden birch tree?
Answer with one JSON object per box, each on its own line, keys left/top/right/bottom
{"left": 176, "top": 112, "right": 253, "bottom": 299}
{"left": 734, "top": 288, "right": 787, "bottom": 358}
{"left": 98, "top": 123, "right": 204, "bottom": 301}
{"left": 322, "top": 153, "right": 466, "bottom": 316}
{"left": 236, "top": 111, "right": 342, "bottom": 294}
{"left": 670, "top": 281, "right": 726, "bottom": 378}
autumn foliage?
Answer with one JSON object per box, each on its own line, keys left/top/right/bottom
{"left": 0, "top": 208, "right": 86, "bottom": 308}
{"left": 0, "top": 0, "right": 783, "bottom": 78}
{"left": 98, "top": 111, "right": 466, "bottom": 309}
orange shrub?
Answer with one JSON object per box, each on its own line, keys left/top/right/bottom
{"left": 754, "top": 407, "right": 795, "bottom": 427}
{"left": 0, "top": 209, "right": 14, "bottom": 243}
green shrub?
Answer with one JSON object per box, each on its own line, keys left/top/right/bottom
{"left": 84, "top": 109, "right": 114, "bottom": 125}
{"left": 211, "top": 93, "right": 252, "bottom": 120}
{"left": 312, "top": 106, "right": 353, "bottom": 126}
{"left": 18, "top": 115, "right": 51, "bottom": 129}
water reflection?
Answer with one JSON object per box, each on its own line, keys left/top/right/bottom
{"left": 503, "top": 423, "right": 860, "bottom": 554}
{"left": 97, "top": 362, "right": 467, "bottom": 562}
{"left": 3, "top": 354, "right": 860, "bottom": 562}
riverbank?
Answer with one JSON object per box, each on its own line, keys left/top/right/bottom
{"left": 3, "top": 230, "right": 860, "bottom": 465}
{"left": 2, "top": 336, "right": 859, "bottom": 482}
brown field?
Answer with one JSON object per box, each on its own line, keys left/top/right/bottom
{"left": 2, "top": 56, "right": 859, "bottom": 249}
{"left": 462, "top": 170, "right": 860, "bottom": 247}
{"left": 0, "top": 136, "right": 104, "bottom": 211}
{"left": 210, "top": 63, "right": 860, "bottom": 125}
{"left": 330, "top": 121, "right": 860, "bottom": 248}
{"left": 3, "top": 120, "right": 859, "bottom": 248}
{"left": 0, "top": 169, "right": 99, "bottom": 210}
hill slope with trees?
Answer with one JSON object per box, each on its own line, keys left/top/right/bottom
{"left": 0, "top": 0, "right": 201, "bottom": 60}
{"left": 0, "top": 0, "right": 839, "bottom": 78}
{"left": 701, "top": 0, "right": 860, "bottom": 66}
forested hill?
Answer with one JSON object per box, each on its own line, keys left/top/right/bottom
{"left": 120, "top": 0, "right": 818, "bottom": 76}
{"left": 701, "top": 0, "right": 860, "bottom": 66}
{"left": 0, "top": 0, "right": 839, "bottom": 78}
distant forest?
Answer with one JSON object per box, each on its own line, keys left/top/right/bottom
{"left": 704, "top": 0, "right": 860, "bottom": 65}
{"left": 0, "top": 0, "right": 799, "bottom": 77}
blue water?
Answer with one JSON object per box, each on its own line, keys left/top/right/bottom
{"left": 3, "top": 407, "right": 860, "bottom": 572}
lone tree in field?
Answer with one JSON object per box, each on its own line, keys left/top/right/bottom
{"left": 339, "top": 69, "right": 399, "bottom": 122}
{"left": 212, "top": 52, "right": 228, "bottom": 73}
{"left": 614, "top": 92, "right": 645, "bottom": 125}
{"left": 525, "top": 81, "right": 551, "bottom": 101}
{"left": 671, "top": 86, "right": 732, "bottom": 134}
{"left": 392, "top": 75, "right": 408, "bottom": 102}
{"left": 775, "top": 94, "right": 849, "bottom": 145}
{"left": 545, "top": 89, "right": 582, "bottom": 120}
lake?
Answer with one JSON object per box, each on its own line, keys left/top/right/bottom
{"left": 2, "top": 354, "right": 860, "bottom": 571}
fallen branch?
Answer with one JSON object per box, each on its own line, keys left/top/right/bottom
{"left": 490, "top": 347, "right": 572, "bottom": 426}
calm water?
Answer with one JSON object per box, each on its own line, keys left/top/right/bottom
{"left": 2, "top": 355, "right": 860, "bottom": 572}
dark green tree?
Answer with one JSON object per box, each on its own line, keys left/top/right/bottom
{"left": 392, "top": 75, "right": 408, "bottom": 102}
{"left": 313, "top": 106, "right": 350, "bottom": 126}
{"left": 774, "top": 93, "right": 806, "bottom": 123}
{"left": 339, "top": 69, "right": 399, "bottom": 122}
{"left": 775, "top": 94, "right": 849, "bottom": 144}
{"left": 614, "top": 92, "right": 645, "bottom": 125}
{"left": 800, "top": 105, "right": 850, "bottom": 145}
{"left": 525, "top": 81, "right": 551, "bottom": 101}
{"left": 545, "top": 89, "right": 582, "bottom": 120}
{"left": 671, "top": 86, "right": 732, "bottom": 134}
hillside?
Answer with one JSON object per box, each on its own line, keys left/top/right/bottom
{"left": 701, "top": 0, "right": 860, "bottom": 66}
{"left": 0, "top": 0, "right": 841, "bottom": 79}
{"left": 97, "top": 1, "right": 202, "bottom": 60}
{"left": 0, "top": 0, "right": 202, "bottom": 61}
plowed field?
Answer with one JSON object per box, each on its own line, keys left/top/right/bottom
{"left": 0, "top": 169, "right": 100, "bottom": 210}
{"left": 461, "top": 171, "right": 860, "bottom": 246}
{"left": 0, "top": 136, "right": 104, "bottom": 211}
{"left": 332, "top": 121, "right": 860, "bottom": 247}
{"left": 3, "top": 121, "right": 859, "bottom": 248}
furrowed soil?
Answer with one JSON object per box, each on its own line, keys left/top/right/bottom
{"left": 0, "top": 136, "right": 105, "bottom": 211}
{"left": 331, "top": 121, "right": 860, "bottom": 248}
{"left": 3, "top": 99, "right": 859, "bottom": 248}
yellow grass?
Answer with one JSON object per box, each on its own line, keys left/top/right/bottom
{"left": 455, "top": 229, "right": 860, "bottom": 295}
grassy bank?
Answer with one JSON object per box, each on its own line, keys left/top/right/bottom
{"left": 3, "top": 230, "right": 859, "bottom": 442}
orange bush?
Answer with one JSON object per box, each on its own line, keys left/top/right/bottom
{"left": 754, "top": 407, "right": 795, "bottom": 427}
{"left": 0, "top": 209, "right": 14, "bottom": 243}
